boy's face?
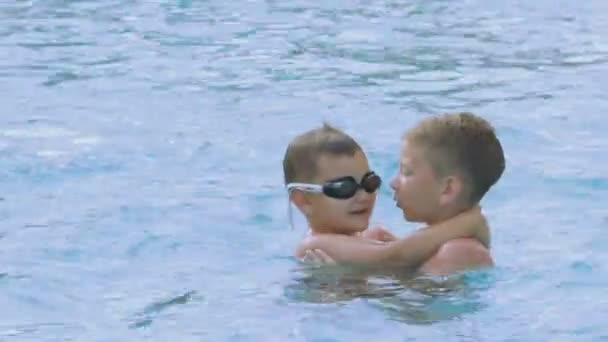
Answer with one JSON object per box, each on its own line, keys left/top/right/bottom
{"left": 304, "top": 150, "right": 377, "bottom": 235}
{"left": 390, "top": 140, "right": 444, "bottom": 223}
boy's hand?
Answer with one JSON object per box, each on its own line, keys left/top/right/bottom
{"left": 460, "top": 205, "right": 490, "bottom": 246}
{"left": 361, "top": 225, "right": 397, "bottom": 242}
{"left": 451, "top": 205, "right": 490, "bottom": 248}
{"left": 302, "top": 249, "right": 336, "bottom": 265}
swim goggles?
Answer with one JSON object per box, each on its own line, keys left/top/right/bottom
{"left": 285, "top": 171, "right": 382, "bottom": 230}
{"left": 286, "top": 171, "right": 382, "bottom": 199}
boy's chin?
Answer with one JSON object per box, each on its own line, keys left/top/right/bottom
{"left": 344, "top": 219, "right": 370, "bottom": 233}
{"left": 402, "top": 210, "right": 424, "bottom": 223}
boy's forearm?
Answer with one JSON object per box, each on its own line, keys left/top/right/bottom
{"left": 302, "top": 234, "right": 398, "bottom": 266}
{"left": 386, "top": 208, "right": 483, "bottom": 268}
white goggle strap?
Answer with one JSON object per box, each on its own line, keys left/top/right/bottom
{"left": 286, "top": 183, "right": 323, "bottom": 193}
{"left": 285, "top": 183, "right": 323, "bottom": 231}
{"left": 288, "top": 196, "right": 295, "bottom": 231}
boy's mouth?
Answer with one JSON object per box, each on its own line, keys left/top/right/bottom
{"left": 349, "top": 208, "right": 369, "bottom": 215}
{"left": 393, "top": 194, "right": 400, "bottom": 208}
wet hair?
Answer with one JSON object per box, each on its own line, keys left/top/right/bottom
{"left": 283, "top": 123, "right": 362, "bottom": 185}
{"left": 405, "top": 112, "right": 505, "bottom": 203}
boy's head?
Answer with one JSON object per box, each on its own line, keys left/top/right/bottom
{"left": 283, "top": 123, "right": 380, "bottom": 235}
{"left": 390, "top": 112, "right": 505, "bottom": 224}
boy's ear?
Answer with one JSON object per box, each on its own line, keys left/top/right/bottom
{"left": 439, "top": 175, "right": 464, "bottom": 206}
{"left": 290, "top": 190, "right": 313, "bottom": 216}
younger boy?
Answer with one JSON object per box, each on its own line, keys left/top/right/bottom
{"left": 282, "top": 123, "right": 488, "bottom": 272}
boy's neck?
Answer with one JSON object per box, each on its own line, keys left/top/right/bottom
{"left": 425, "top": 203, "right": 474, "bottom": 227}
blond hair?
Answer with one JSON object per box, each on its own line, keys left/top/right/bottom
{"left": 405, "top": 112, "right": 505, "bottom": 203}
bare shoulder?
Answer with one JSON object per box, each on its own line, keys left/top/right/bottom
{"left": 439, "top": 238, "right": 492, "bottom": 260}
{"left": 419, "top": 238, "right": 493, "bottom": 275}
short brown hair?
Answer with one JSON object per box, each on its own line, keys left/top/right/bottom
{"left": 283, "top": 123, "right": 362, "bottom": 185}
{"left": 405, "top": 112, "right": 505, "bottom": 203}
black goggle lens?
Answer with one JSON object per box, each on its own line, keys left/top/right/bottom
{"left": 322, "top": 172, "right": 381, "bottom": 199}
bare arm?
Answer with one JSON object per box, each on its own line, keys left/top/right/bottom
{"left": 297, "top": 207, "right": 485, "bottom": 270}
{"left": 360, "top": 226, "right": 398, "bottom": 242}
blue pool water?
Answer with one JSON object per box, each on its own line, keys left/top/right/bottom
{"left": 1, "top": 1, "right": 608, "bottom": 341}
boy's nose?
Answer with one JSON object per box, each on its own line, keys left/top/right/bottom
{"left": 389, "top": 174, "right": 398, "bottom": 190}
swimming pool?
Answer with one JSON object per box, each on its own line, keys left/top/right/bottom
{"left": 1, "top": 0, "right": 607, "bottom": 341}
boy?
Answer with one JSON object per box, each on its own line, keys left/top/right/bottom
{"left": 283, "top": 122, "right": 488, "bottom": 272}
{"left": 390, "top": 112, "right": 505, "bottom": 274}
{"left": 301, "top": 113, "right": 505, "bottom": 275}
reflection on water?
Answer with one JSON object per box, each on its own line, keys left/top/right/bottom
{"left": 285, "top": 263, "right": 494, "bottom": 325}
{"left": 284, "top": 264, "right": 403, "bottom": 303}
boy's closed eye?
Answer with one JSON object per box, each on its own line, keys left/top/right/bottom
{"left": 400, "top": 164, "right": 413, "bottom": 176}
